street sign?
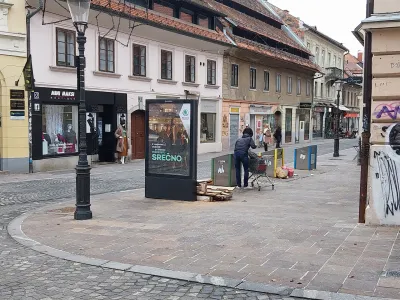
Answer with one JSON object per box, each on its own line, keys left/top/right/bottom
{"left": 299, "top": 102, "right": 312, "bottom": 109}
{"left": 345, "top": 76, "right": 363, "bottom": 84}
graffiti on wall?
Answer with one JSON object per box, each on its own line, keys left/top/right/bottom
{"left": 372, "top": 123, "right": 400, "bottom": 224}
{"left": 372, "top": 102, "right": 400, "bottom": 121}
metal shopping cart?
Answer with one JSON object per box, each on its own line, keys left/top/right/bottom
{"left": 248, "top": 153, "right": 275, "bottom": 191}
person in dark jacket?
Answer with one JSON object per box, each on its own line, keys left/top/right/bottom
{"left": 234, "top": 131, "right": 257, "bottom": 188}
{"left": 243, "top": 124, "right": 253, "bottom": 137}
{"left": 273, "top": 125, "right": 282, "bottom": 149}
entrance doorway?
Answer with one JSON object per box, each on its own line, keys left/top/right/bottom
{"left": 131, "top": 110, "right": 145, "bottom": 159}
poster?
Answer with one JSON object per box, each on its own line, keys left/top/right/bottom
{"left": 148, "top": 102, "right": 191, "bottom": 176}
{"left": 86, "top": 113, "right": 96, "bottom": 134}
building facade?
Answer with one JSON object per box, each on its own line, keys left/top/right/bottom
{"left": 355, "top": 0, "right": 400, "bottom": 225}
{"left": 268, "top": 5, "right": 348, "bottom": 139}
{"left": 0, "top": 0, "right": 28, "bottom": 173}
{"left": 27, "top": 0, "right": 231, "bottom": 171}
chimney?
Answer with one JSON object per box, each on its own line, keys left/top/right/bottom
{"left": 357, "top": 51, "right": 363, "bottom": 62}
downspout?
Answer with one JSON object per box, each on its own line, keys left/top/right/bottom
{"left": 359, "top": 0, "right": 374, "bottom": 224}
{"left": 26, "top": 0, "right": 43, "bottom": 173}
{"left": 223, "top": 28, "right": 236, "bottom": 46}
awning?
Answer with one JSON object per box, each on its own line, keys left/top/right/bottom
{"left": 332, "top": 104, "right": 350, "bottom": 111}
{"left": 344, "top": 113, "right": 360, "bottom": 118}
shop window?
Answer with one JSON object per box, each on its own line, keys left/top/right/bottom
{"left": 185, "top": 55, "right": 196, "bottom": 83}
{"left": 285, "top": 108, "right": 292, "bottom": 143}
{"left": 250, "top": 67, "right": 257, "bottom": 89}
{"left": 287, "top": 76, "right": 292, "bottom": 94}
{"left": 99, "top": 38, "right": 115, "bottom": 73}
{"left": 161, "top": 50, "right": 173, "bottom": 80}
{"left": 207, "top": 60, "right": 216, "bottom": 85}
{"left": 297, "top": 78, "right": 301, "bottom": 95}
{"left": 276, "top": 74, "right": 281, "bottom": 93}
{"left": 56, "top": 28, "right": 75, "bottom": 67}
{"left": 42, "top": 105, "right": 79, "bottom": 156}
{"left": 231, "top": 64, "right": 239, "bottom": 87}
{"left": 306, "top": 80, "right": 311, "bottom": 96}
{"left": 133, "top": 44, "right": 146, "bottom": 76}
{"left": 264, "top": 71, "right": 269, "bottom": 91}
{"left": 200, "top": 113, "right": 216, "bottom": 143}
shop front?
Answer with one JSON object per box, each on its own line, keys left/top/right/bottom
{"left": 199, "top": 99, "right": 221, "bottom": 154}
{"left": 343, "top": 111, "right": 360, "bottom": 133}
{"left": 312, "top": 105, "right": 325, "bottom": 138}
{"left": 31, "top": 87, "right": 127, "bottom": 172}
{"left": 296, "top": 103, "right": 312, "bottom": 143}
{"left": 249, "top": 104, "right": 276, "bottom": 140}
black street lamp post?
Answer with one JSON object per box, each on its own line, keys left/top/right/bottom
{"left": 333, "top": 81, "right": 343, "bottom": 158}
{"left": 66, "top": 0, "right": 92, "bottom": 220}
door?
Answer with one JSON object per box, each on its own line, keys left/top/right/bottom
{"left": 299, "top": 121, "right": 305, "bottom": 142}
{"left": 131, "top": 110, "right": 145, "bottom": 159}
{"left": 229, "top": 114, "right": 240, "bottom": 150}
{"left": 98, "top": 105, "right": 115, "bottom": 162}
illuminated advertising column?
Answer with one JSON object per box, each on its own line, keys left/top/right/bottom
{"left": 145, "top": 99, "right": 198, "bottom": 201}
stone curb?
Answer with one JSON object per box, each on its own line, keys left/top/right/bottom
{"left": 7, "top": 209, "right": 396, "bottom": 300}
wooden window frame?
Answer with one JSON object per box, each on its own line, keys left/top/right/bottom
{"left": 161, "top": 49, "right": 173, "bottom": 80}
{"left": 276, "top": 74, "right": 281, "bottom": 93}
{"left": 306, "top": 80, "right": 311, "bottom": 96}
{"left": 132, "top": 43, "right": 146, "bottom": 77}
{"left": 250, "top": 67, "right": 257, "bottom": 90}
{"left": 98, "top": 37, "right": 115, "bottom": 73}
{"left": 207, "top": 59, "right": 216, "bottom": 85}
{"left": 287, "top": 76, "right": 293, "bottom": 94}
{"left": 297, "top": 78, "right": 301, "bottom": 95}
{"left": 56, "top": 28, "right": 76, "bottom": 68}
{"left": 185, "top": 55, "right": 196, "bottom": 83}
{"left": 264, "top": 71, "right": 270, "bottom": 91}
{"left": 231, "top": 64, "right": 239, "bottom": 87}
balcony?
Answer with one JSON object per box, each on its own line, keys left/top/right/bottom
{"left": 325, "top": 67, "right": 343, "bottom": 83}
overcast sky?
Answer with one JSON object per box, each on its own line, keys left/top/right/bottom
{"left": 268, "top": 0, "right": 366, "bottom": 55}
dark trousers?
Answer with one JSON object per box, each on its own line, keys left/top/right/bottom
{"left": 234, "top": 151, "right": 249, "bottom": 187}
{"left": 276, "top": 140, "right": 281, "bottom": 149}
{"left": 264, "top": 143, "right": 268, "bottom": 151}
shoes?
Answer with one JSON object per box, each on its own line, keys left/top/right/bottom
{"left": 243, "top": 186, "right": 253, "bottom": 190}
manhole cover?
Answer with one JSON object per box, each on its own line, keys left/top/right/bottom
{"left": 48, "top": 207, "right": 75, "bottom": 214}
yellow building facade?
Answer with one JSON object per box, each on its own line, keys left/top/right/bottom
{"left": 0, "top": 0, "right": 28, "bottom": 173}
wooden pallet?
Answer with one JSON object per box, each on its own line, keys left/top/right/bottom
{"left": 196, "top": 180, "right": 235, "bottom": 202}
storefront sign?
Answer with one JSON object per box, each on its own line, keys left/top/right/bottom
{"left": 313, "top": 107, "right": 325, "bottom": 113}
{"left": 230, "top": 107, "right": 240, "bottom": 114}
{"left": 10, "top": 89, "right": 25, "bottom": 99}
{"left": 299, "top": 103, "right": 312, "bottom": 109}
{"left": 10, "top": 111, "right": 25, "bottom": 120}
{"left": 201, "top": 100, "right": 217, "bottom": 113}
{"left": 249, "top": 105, "right": 272, "bottom": 114}
{"left": 10, "top": 100, "right": 25, "bottom": 110}
{"left": 345, "top": 113, "right": 360, "bottom": 118}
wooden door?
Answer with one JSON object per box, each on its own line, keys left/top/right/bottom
{"left": 131, "top": 110, "right": 145, "bottom": 159}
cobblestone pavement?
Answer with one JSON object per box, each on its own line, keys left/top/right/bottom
{"left": 0, "top": 139, "right": 356, "bottom": 206}
{"left": 1, "top": 202, "right": 301, "bottom": 300}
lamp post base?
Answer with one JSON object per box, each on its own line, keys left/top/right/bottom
{"left": 333, "top": 138, "right": 339, "bottom": 157}
{"left": 75, "top": 164, "right": 92, "bottom": 220}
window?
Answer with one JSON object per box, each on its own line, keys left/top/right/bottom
{"left": 276, "top": 74, "right": 281, "bottom": 92}
{"left": 333, "top": 55, "right": 337, "bottom": 68}
{"left": 180, "top": 9, "right": 194, "bottom": 23}
{"left": 264, "top": 71, "right": 270, "bottom": 91}
{"left": 56, "top": 28, "right": 75, "bottom": 67}
{"left": 347, "top": 91, "right": 350, "bottom": 106}
{"left": 328, "top": 53, "right": 331, "bottom": 66}
{"left": 315, "top": 47, "right": 320, "bottom": 64}
{"left": 153, "top": 0, "right": 174, "bottom": 16}
{"left": 320, "top": 83, "right": 324, "bottom": 98}
{"left": 185, "top": 55, "right": 196, "bottom": 83}
{"left": 314, "top": 82, "right": 318, "bottom": 97}
{"left": 200, "top": 113, "right": 216, "bottom": 143}
{"left": 207, "top": 60, "right": 216, "bottom": 85}
{"left": 321, "top": 50, "right": 325, "bottom": 67}
{"left": 42, "top": 105, "right": 79, "bottom": 156}
{"left": 198, "top": 15, "right": 209, "bottom": 28}
{"left": 326, "top": 85, "right": 330, "bottom": 98}
{"left": 297, "top": 78, "right": 301, "bottom": 95}
{"left": 307, "top": 42, "right": 310, "bottom": 50}
{"left": 338, "top": 58, "right": 342, "bottom": 68}
{"left": 231, "top": 64, "right": 239, "bottom": 87}
{"left": 287, "top": 76, "right": 292, "bottom": 94}
{"left": 306, "top": 80, "right": 311, "bottom": 96}
{"left": 161, "top": 50, "right": 172, "bottom": 80}
{"left": 133, "top": 44, "right": 146, "bottom": 76}
{"left": 250, "top": 67, "right": 257, "bottom": 89}
{"left": 99, "top": 38, "right": 115, "bottom": 72}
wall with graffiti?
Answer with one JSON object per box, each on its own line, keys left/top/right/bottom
{"left": 370, "top": 123, "right": 400, "bottom": 225}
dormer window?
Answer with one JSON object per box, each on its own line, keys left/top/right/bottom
{"left": 180, "top": 8, "right": 194, "bottom": 23}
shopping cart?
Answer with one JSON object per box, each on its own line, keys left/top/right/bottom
{"left": 248, "top": 154, "right": 275, "bottom": 191}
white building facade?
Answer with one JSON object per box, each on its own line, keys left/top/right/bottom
{"left": 27, "top": 2, "right": 229, "bottom": 171}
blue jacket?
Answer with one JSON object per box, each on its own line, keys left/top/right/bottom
{"left": 234, "top": 133, "right": 257, "bottom": 155}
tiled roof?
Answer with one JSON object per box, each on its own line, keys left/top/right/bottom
{"left": 232, "top": 35, "right": 320, "bottom": 72}
{"left": 91, "top": 0, "right": 231, "bottom": 45}
{"left": 344, "top": 53, "right": 363, "bottom": 78}
{"left": 203, "top": 0, "right": 307, "bottom": 53}
{"left": 228, "top": 0, "right": 282, "bottom": 24}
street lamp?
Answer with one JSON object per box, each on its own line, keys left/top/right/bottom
{"left": 66, "top": 0, "right": 92, "bottom": 220}
{"left": 333, "top": 81, "right": 343, "bottom": 158}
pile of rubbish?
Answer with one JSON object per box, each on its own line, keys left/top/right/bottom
{"left": 197, "top": 179, "right": 235, "bottom": 202}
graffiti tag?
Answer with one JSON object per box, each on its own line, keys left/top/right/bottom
{"left": 374, "top": 103, "right": 400, "bottom": 120}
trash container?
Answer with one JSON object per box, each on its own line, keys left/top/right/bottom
{"left": 211, "top": 154, "right": 236, "bottom": 187}
{"left": 257, "top": 148, "right": 284, "bottom": 178}
{"left": 294, "top": 145, "right": 318, "bottom": 170}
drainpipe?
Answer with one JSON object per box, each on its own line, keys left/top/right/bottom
{"left": 26, "top": 0, "right": 43, "bottom": 173}
{"left": 359, "top": 0, "right": 374, "bottom": 224}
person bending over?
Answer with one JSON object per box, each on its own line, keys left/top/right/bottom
{"left": 234, "top": 131, "right": 257, "bottom": 188}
